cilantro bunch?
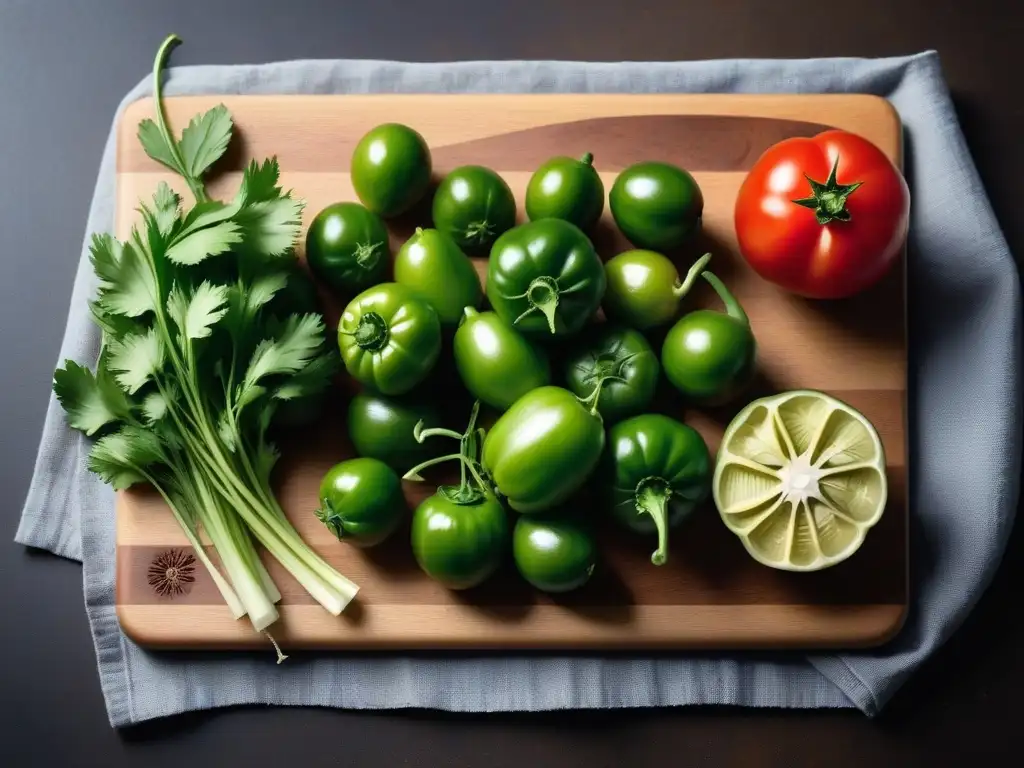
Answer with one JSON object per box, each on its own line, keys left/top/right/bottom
{"left": 54, "top": 35, "right": 358, "bottom": 635}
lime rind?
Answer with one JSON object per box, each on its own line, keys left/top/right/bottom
{"left": 712, "top": 389, "right": 888, "bottom": 572}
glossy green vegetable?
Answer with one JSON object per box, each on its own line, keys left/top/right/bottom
{"left": 337, "top": 282, "right": 442, "bottom": 396}
{"left": 314, "top": 458, "right": 406, "bottom": 547}
{"left": 661, "top": 272, "right": 756, "bottom": 405}
{"left": 347, "top": 392, "right": 445, "bottom": 472}
{"left": 525, "top": 152, "right": 605, "bottom": 231}
{"left": 406, "top": 402, "right": 509, "bottom": 590}
{"left": 603, "top": 251, "right": 710, "bottom": 330}
{"left": 305, "top": 202, "right": 390, "bottom": 296}
{"left": 605, "top": 414, "right": 711, "bottom": 565}
{"left": 350, "top": 123, "right": 432, "bottom": 218}
{"left": 483, "top": 385, "right": 607, "bottom": 514}
{"left": 513, "top": 514, "right": 597, "bottom": 593}
{"left": 394, "top": 227, "right": 482, "bottom": 325}
{"left": 486, "top": 218, "right": 606, "bottom": 337}
{"left": 453, "top": 307, "right": 550, "bottom": 411}
{"left": 563, "top": 325, "right": 660, "bottom": 424}
{"left": 609, "top": 161, "right": 704, "bottom": 251}
{"left": 432, "top": 165, "right": 517, "bottom": 254}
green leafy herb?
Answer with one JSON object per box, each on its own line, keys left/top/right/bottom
{"left": 55, "top": 34, "right": 355, "bottom": 635}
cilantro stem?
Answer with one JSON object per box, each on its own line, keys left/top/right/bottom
{"left": 151, "top": 34, "right": 208, "bottom": 204}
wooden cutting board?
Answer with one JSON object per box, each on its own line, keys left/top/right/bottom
{"left": 113, "top": 93, "right": 908, "bottom": 650}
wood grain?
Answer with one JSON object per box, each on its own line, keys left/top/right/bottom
{"left": 114, "top": 93, "right": 907, "bottom": 651}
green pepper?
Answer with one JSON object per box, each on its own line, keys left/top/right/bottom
{"left": 337, "top": 282, "right": 442, "bottom": 396}
{"left": 453, "top": 307, "right": 551, "bottom": 412}
{"left": 563, "top": 325, "right": 660, "bottom": 424}
{"left": 482, "top": 384, "right": 608, "bottom": 514}
{"left": 525, "top": 152, "right": 605, "bottom": 232}
{"left": 347, "top": 392, "right": 445, "bottom": 473}
{"left": 661, "top": 272, "right": 756, "bottom": 405}
{"left": 513, "top": 513, "right": 597, "bottom": 593}
{"left": 432, "top": 165, "right": 517, "bottom": 255}
{"left": 314, "top": 457, "right": 407, "bottom": 547}
{"left": 405, "top": 402, "right": 509, "bottom": 590}
{"left": 305, "top": 202, "right": 390, "bottom": 297}
{"left": 394, "top": 227, "right": 483, "bottom": 326}
{"left": 486, "top": 218, "right": 606, "bottom": 338}
{"left": 609, "top": 161, "right": 704, "bottom": 251}
{"left": 603, "top": 251, "right": 710, "bottom": 330}
{"left": 604, "top": 414, "right": 711, "bottom": 565}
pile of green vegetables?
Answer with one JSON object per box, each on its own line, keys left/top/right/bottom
{"left": 309, "top": 117, "right": 757, "bottom": 594}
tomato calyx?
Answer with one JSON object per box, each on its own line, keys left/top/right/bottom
{"left": 462, "top": 219, "right": 496, "bottom": 247}
{"left": 313, "top": 499, "right": 349, "bottom": 540}
{"left": 505, "top": 275, "right": 587, "bottom": 334}
{"left": 633, "top": 477, "right": 673, "bottom": 566}
{"left": 792, "top": 154, "right": 864, "bottom": 225}
{"left": 353, "top": 241, "right": 384, "bottom": 271}
{"left": 342, "top": 311, "right": 390, "bottom": 352}
{"left": 576, "top": 370, "right": 625, "bottom": 418}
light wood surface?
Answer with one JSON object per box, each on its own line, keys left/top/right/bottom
{"left": 114, "top": 93, "right": 908, "bottom": 650}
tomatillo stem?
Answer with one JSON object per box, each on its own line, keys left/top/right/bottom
{"left": 702, "top": 272, "right": 749, "bottom": 326}
{"left": 635, "top": 478, "right": 673, "bottom": 566}
{"left": 673, "top": 252, "right": 712, "bottom": 299}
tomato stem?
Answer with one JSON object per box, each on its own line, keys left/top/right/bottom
{"left": 577, "top": 372, "right": 624, "bottom": 416}
{"left": 580, "top": 152, "right": 594, "bottom": 166}
{"left": 792, "top": 154, "right": 862, "bottom": 225}
{"left": 673, "top": 252, "right": 712, "bottom": 299}
{"left": 635, "top": 477, "right": 673, "bottom": 566}
{"left": 701, "top": 272, "right": 748, "bottom": 326}
{"left": 404, "top": 401, "right": 493, "bottom": 499}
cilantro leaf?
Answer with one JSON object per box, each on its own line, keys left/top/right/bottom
{"left": 272, "top": 349, "right": 338, "bottom": 400}
{"left": 166, "top": 220, "right": 243, "bottom": 265}
{"left": 237, "top": 197, "right": 305, "bottom": 258}
{"left": 152, "top": 182, "right": 182, "bottom": 237}
{"left": 91, "top": 235, "right": 159, "bottom": 318}
{"left": 236, "top": 158, "right": 282, "bottom": 206}
{"left": 137, "top": 118, "right": 181, "bottom": 174}
{"left": 108, "top": 328, "right": 164, "bottom": 394}
{"left": 241, "top": 313, "right": 324, "bottom": 391}
{"left": 177, "top": 105, "right": 233, "bottom": 179}
{"left": 141, "top": 389, "right": 172, "bottom": 424}
{"left": 167, "top": 280, "right": 229, "bottom": 341}
{"left": 245, "top": 271, "right": 289, "bottom": 315}
{"left": 53, "top": 359, "right": 130, "bottom": 436}
{"left": 88, "top": 425, "right": 164, "bottom": 490}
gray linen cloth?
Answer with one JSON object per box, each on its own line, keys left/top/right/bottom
{"left": 14, "top": 51, "right": 1021, "bottom": 728}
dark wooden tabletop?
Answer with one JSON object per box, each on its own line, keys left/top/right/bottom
{"left": 1, "top": 1, "right": 1020, "bottom": 766}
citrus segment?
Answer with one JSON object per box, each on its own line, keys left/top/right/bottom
{"left": 712, "top": 389, "right": 888, "bottom": 572}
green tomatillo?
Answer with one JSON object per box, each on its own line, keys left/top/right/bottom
{"left": 347, "top": 392, "right": 445, "bottom": 473}
{"left": 513, "top": 513, "right": 597, "bottom": 593}
{"left": 483, "top": 384, "right": 611, "bottom": 514}
{"left": 404, "top": 402, "right": 510, "bottom": 590}
{"left": 305, "top": 202, "right": 390, "bottom": 297}
{"left": 563, "top": 324, "right": 660, "bottom": 424}
{"left": 314, "top": 457, "right": 407, "bottom": 547}
{"left": 350, "top": 123, "right": 432, "bottom": 218}
{"left": 661, "top": 271, "right": 756, "bottom": 405}
{"left": 525, "top": 152, "right": 605, "bottom": 232}
{"left": 337, "top": 282, "right": 442, "bottom": 396}
{"left": 453, "top": 307, "right": 550, "bottom": 412}
{"left": 394, "top": 227, "right": 483, "bottom": 325}
{"left": 486, "top": 218, "right": 606, "bottom": 338}
{"left": 604, "top": 413, "right": 711, "bottom": 565}
{"left": 609, "top": 160, "right": 704, "bottom": 251}
{"left": 432, "top": 165, "right": 517, "bottom": 255}
{"left": 603, "top": 251, "right": 711, "bottom": 330}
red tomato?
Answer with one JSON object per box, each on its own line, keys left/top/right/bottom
{"left": 734, "top": 129, "right": 910, "bottom": 299}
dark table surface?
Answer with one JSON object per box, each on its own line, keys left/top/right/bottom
{"left": 2, "top": 1, "right": 1020, "bottom": 765}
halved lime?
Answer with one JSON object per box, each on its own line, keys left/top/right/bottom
{"left": 712, "top": 389, "right": 888, "bottom": 572}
